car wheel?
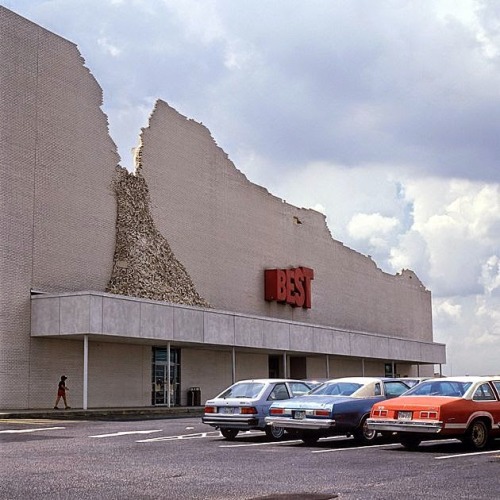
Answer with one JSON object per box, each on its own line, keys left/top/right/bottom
{"left": 353, "top": 416, "right": 378, "bottom": 445}
{"left": 301, "top": 431, "right": 320, "bottom": 445}
{"left": 464, "top": 419, "right": 490, "bottom": 450}
{"left": 220, "top": 428, "right": 239, "bottom": 440}
{"left": 399, "top": 435, "right": 421, "bottom": 450}
{"left": 265, "top": 425, "right": 285, "bottom": 441}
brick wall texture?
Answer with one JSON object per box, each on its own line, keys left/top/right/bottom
{"left": 1, "top": 7, "right": 118, "bottom": 408}
{"left": 141, "top": 100, "right": 432, "bottom": 341}
{"left": 0, "top": 7, "right": 434, "bottom": 409}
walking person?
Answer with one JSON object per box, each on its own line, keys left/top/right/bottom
{"left": 54, "top": 375, "right": 70, "bottom": 409}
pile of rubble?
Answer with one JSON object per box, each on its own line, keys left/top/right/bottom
{"left": 106, "top": 166, "right": 210, "bottom": 308}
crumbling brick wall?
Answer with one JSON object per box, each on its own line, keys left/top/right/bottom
{"left": 139, "top": 100, "right": 433, "bottom": 341}
{"left": 106, "top": 163, "right": 210, "bottom": 307}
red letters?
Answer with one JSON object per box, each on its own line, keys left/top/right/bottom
{"left": 264, "top": 267, "right": 314, "bottom": 309}
{"left": 276, "top": 269, "right": 286, "bottom": 302}
{"left": 294, "top": 267, "right": 305, "bottom": 308}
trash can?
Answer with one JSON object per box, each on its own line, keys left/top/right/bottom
{"left": 187, "top": 387, "right": 201, "bottom": 406}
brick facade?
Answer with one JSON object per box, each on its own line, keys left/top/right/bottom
{"left": 1, "top": 7, "right": 117, "bottom": 408}
{"left": 0, "top": 7, "right": 440, "bottom": 409}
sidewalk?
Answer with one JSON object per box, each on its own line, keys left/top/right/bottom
{"left": 0, "top": 406, "right": 204, "bottom": 420}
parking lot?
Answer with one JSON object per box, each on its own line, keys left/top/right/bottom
{"left": 1, "top": 416, "right": 499, "bottom": 499}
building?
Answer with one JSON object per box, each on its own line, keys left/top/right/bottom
{"left": 0, "top": 7, "right": 445, "bottom": 410}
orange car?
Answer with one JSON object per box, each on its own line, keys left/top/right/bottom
{"left": 367, "top": 376, "right": 500, "bottom": 450}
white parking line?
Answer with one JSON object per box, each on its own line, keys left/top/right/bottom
{"left": 219, "top": 439, "right": 303, "bottom": 448}
{"left": 89, "top": 430, "right": 163, "bottom": 438}
{"left": 219, "top": 435, "right": 348, "bottom": 448}
{"left": 435, "top": 449, "right": 500, "bottom": 460}
{"left": 137, "top": 431, "right": 216, "bottom": 442}
{"left": 310, "top": 438, "right": 458, "bottom": 454}
{"left": 138, "top": 429, "right": 263, "bottom": 443}
{"left": 0, "top": 419, "right": 74, "bottom": 425}
{"left": 0, "top": 427, "right": 66, "bottom": 434}
{"left": 312, "top": 442, "right": 401, "bottom": 453}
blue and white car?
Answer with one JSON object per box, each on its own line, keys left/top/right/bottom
{"left": 202, "top": 378, "right": 312, "bottom": 441}
{"left": 265, "top": 377, "right": 410, "bottom": 445}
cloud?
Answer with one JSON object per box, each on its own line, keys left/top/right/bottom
{"left": 347, "top": 213, "right": 400, "bottom": 254}
{"left": 480, "top": 255, "right": 500, "bottom": 296}
{"left": 97, "top": 37, "right": 121, "bottom": 57}
{"left": 206, "top": 0, "right": 500, "bottom": 182}
{"left": 435, "top": 299, "right": 462, "bottom": 320}
{"left": 433, "top": 294, "right": 500, "bottom": 375}
{"left": 397, "top": 180, "right": 500, "bottom": 297}
{"left": 12, "top": 0, "right": 500, "bottom": 181}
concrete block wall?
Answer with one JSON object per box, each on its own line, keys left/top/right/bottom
{"left": 0, "top": 7, "right": 118, "bottom": 408}
{"left": 26, "top": 339, "right": 151, "bottom": 409}
{"left": 305, "top": 356, "right": 329, "bottom": 379}
{"left": 363, "top": 359, "right": 390, "bottom": 377}
{"left": 87, "top": 343, "right": 150, "bottom": 408}
{"left": 180, "top": 349, "right": 234, "bottom": 405}
{"left": 181, "top": 349, "right": 268, "bottom": 405}
{"left": 329, "top": 357, "right": 366, "bottom": 377}
{"left": 235, "top": 352, "right": 269, "bottom": 382}
{"left": 26, "top": 338, "right": 83, "bottom": 409}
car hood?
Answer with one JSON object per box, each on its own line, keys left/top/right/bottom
{"left": 270, "top": 395, "right": 361, "bottom": 409}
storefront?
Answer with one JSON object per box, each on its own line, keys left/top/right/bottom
{"left": 30, "top": 291, "right": 445, "bottom": 408}
{"left": 1, "top": 7, "right": 445, "bottom": 410}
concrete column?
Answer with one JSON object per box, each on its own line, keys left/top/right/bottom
{"left": 83, "top": 335, "right": 88, "bottom": 410}
{"left": 283, "top": 352, "right": 287, "bottom": 378}
{"left": 361, "top": 358, "right": 365, "bottom": 376}
{"left": 326, "top": 355, "right": 330, "bottom": 378}
{"left": 232, "top": 347, "right": 236, "bottom": 384}
{"left": 167, "top": 342, "right": 171, "bottom": 407}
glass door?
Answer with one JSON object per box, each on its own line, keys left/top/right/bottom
{"left": 153, "top": 363, "right": 168, "bottom": 406}
{"left": 152, "top": 348, "right": 180, "bottom": 406}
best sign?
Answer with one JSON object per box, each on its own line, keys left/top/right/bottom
{"left": 264, "top": 267, "right": 314, "bottom": 308}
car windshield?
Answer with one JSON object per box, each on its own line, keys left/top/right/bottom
{"left": 405, "top": 380, "right": 472, "bottom": 397}
{"left": 309, "top": 381, "right": 362, "bottom": 396}
{"left": 219, "top": 382, "right": 265, "bottom": 399}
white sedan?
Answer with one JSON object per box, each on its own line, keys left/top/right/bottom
{"left": 202, "top": 378, "right": 312, "bottom": 440}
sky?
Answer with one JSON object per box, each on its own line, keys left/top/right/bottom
{"left": 6, "top": 0, "right": 500, "bottom": 376}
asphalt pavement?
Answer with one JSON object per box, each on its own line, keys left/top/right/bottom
{"left": 1, "top": 417, "right": 499, "bottom": 499}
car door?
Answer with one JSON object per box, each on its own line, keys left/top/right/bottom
{"left": 492, "top": 381, "right": 500, "bottom": 436}
{"left": 258, "top": 383, "right": 290, "bottom": 424}
{"left": 336, "top": 383, "right": 385, "bottom": 429}
{"left": 471, "top": 382, "right": 500, "bottom": 433}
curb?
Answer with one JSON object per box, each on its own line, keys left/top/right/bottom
{"left": 0, "top": 406, "right": 205, "bottom": 420}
